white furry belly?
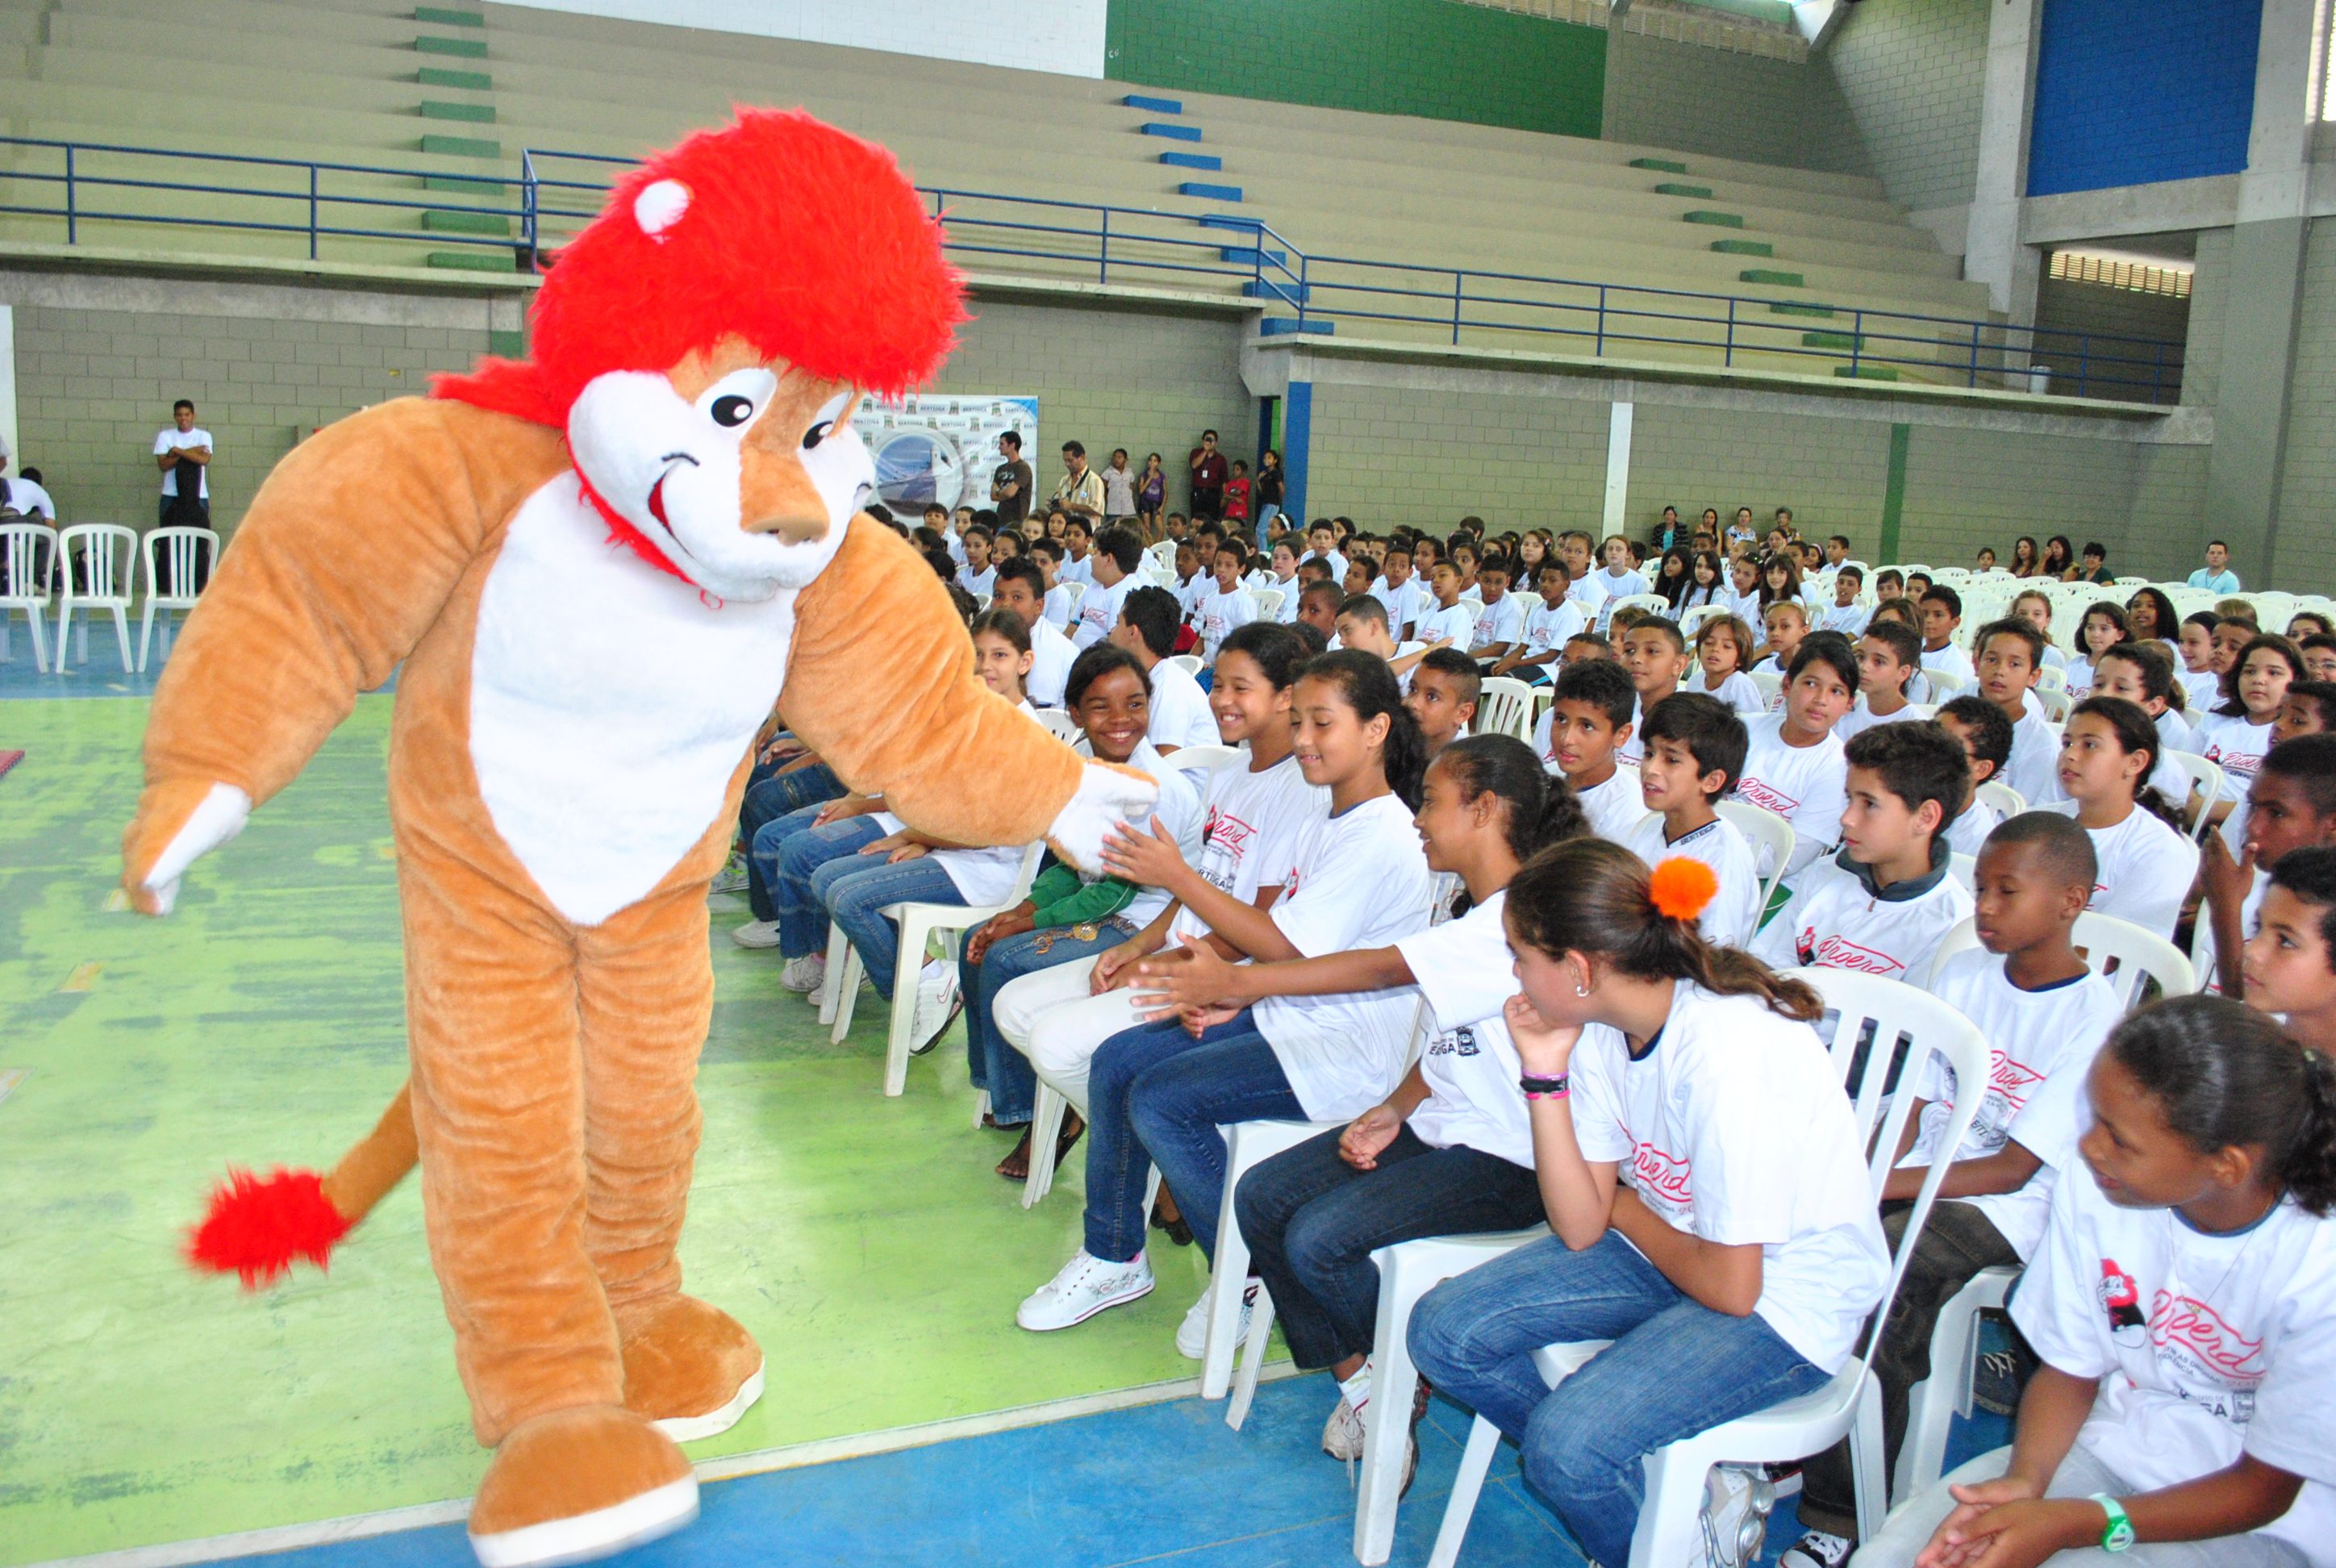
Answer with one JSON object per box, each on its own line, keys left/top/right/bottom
{"left": 469, "top": 477, "right": 797, "bottom": 926}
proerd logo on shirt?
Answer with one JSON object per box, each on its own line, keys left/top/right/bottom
{"left": 1734, "top": 777, "right": 1798, "bottom": 814}
{"left": 1427, "top": 1024, "right": 1481, "bottom": 1059}
{"left": 1205, "top": 807, "right": 1256, "bottom": 859}
{"left": 1629, "top": 1142, "right": 1695, "bottom": 1208}
{"left": 1810, "top": 934, "right": 1904, "bottom": 975}
{"left": 2099, "top": 1258, "right": 2147, "bottom": 1348}
{"left": 2148, "top": 1290, "right": 2267, "bottom": 1383}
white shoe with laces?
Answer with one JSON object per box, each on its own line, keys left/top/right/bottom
{"left": 708, "top": 854, "right": 750, "bottom": 896}
{"left": 778, "top": 953, "right": 826, "bottom": 994}
{"left": 1320, "top": 1395, "right": 1366, "bottom": 1462}
{"left": 1174, "top": 1279, "right": 1255, "bottom": 1360}
{"left": 730, "top": 919, "right": 782, "bottom": 949}
{"left": 1692, "top": 1462, "right": 1777, "bottom": 1568}
{"left": 1778, "top": 1529, "right": 1855, "bottom": 1568}
{"left": 1016, "top": 1249, "right": 1154, "bottom": 1332}
{"left": 911, "top": 959, "right": 962, "bottom": 1055}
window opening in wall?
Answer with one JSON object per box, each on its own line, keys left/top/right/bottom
{"left": 2048, "top": 250, "right": 2192, "bottom": 298}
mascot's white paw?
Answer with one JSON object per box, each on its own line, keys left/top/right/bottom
{"left": 142, "top": 782, "right": 252, "bottom": 915}
{"left": 1047, "top": 761, "right": 1158, "bottom": 874}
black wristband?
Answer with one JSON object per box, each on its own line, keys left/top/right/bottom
{"left": 1519, "top": 1073, "right": 1569, "bottom": 1095}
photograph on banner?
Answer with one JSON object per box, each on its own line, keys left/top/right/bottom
{"left": 857, "top": 392, "right": 1038, "bottom": 515}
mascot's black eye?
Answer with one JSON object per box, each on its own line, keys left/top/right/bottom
{"left": 710, "top": 394, "right": 754, "bottom": 428}
{"left": 802, "top": 420, "right": 832, "bottom": 451}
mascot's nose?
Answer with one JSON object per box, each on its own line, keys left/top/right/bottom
{"left": 737, "top": 450, "right": 832, "bottom": 542}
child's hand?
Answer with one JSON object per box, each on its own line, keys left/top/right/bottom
{"left": 1503, "top": 991, "right": 1583, "bottom": 1076}
{"left": 2199, "top": 828, "right": 2254, "bottom": 910}
{"left": 886, "top": 842, "right": 930, "bottom": 864}
{"left": 964, "top": 910, "right": 1035, "bottom": 965}
{"left": 1128, "top": 936, "right": 1243, "bottom": 1019}
{"left": 816, "top": 794, "right": 877, "bottom": 828}
{"left": 1100, "top": 817, "right": 1190, "bottom": 890}
{"left": 1091, "top": 937, "right": 1152, "bottom": 994}
{"left": 1339, "top": 1103, "right": 1404, "bottom": 1170}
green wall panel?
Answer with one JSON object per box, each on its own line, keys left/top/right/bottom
{"left": 1104, "top": 0, "right": 1604, "bottom": 138}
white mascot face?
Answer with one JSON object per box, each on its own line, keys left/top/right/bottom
{"left": 561, "top": 180, "right": 875, "bottom": 602}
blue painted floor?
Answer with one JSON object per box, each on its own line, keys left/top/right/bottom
{"left": 205, "top": 1371, "right": 2009, "bottom": 1568}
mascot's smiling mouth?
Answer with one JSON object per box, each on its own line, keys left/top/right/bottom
{"left": 645, "top": 452, "right": 699, "bottom": 532}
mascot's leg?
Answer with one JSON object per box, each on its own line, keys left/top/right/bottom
{"left": 396, "top": 842, "right": 696, "bottom": 1568}
{"left": 575, "top": 873, "right": 765, "bottom": 1443}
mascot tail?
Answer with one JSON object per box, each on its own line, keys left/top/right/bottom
{"left": 186, "top": 1082, "right": 419, "bottom": 1288}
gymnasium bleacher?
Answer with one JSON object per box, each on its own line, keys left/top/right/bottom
{"left": 2, "top": 0, "right": 2002, "bottom": 385}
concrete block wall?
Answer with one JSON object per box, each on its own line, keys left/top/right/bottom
{"left": 2029, "top": 275, "right": 2191, "bottom": 403}
{"left": 1304, "top": 380, "right": 1608, "bottom": 530}
{"left": 2182, "top": 230, "right": 2232, "bottom": 410}
{"left": 926, "top": 298, "right": 1256, "bottom": 515}
{"left": 2271, "top": 217, "right": 2336, "bottom": 592}
{"left": 1821, "top": 0, "right": 1988, "bottom": 215}
{"left": 1600, "top": 31, "right": 1869, "bottom": 177}
{"left": 1896, "top": 424, "right": 2196, "bottom": 583}
{"left": 1625, "top": 403, "right": 1891, "bottom": 547}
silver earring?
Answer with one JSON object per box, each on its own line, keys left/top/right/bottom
{"left": 1575, "top": 982, "right": 1590, "bottom": 997}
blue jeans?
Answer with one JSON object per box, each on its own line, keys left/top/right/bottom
{"left": 821, "top": 854, "right": 966, "bottom": 1001}
{"left": 961, "top": 920, "right": 1126, "bottom": 1126}
{"left": 740, "top": 761, "right": 843, "bottom": 907}
{"left": 757, "top": 812, "right": 881, "bottom": 947}
{"left": 1234, "top": 1126, "right": 1543, "bottom": 1370}
{"left": 1086, "top": 1018, "right": 1306, "bottom": 1262}
{"left": 1410, "top": 1231, "right": 1830, "bottom": 1568}
{"left": 1254, "top": 502, "right": 1281, "bottom": 550}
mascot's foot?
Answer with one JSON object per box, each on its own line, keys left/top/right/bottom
{"left": 468, "top": 1406, "right": 695, "bottom": 1568}
{"left": 615, "top": 1294, "right": 766, "bottom": 1444}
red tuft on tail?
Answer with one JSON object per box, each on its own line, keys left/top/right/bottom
{"left": 186, "top": 1166, "right": 353, "bottom": 1290}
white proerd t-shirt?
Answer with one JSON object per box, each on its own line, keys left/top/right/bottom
{"left": 1470, "top": 593, "right": 1525, "bottom": 651}
{"left": 1145, "top": 657, "right": 1220, "bottom": 750}
{"left": 1254, "top": 794, "right": 1436, "bottom": 1121}
{"left": 1196, "top": 586, "right": 1255, "bottom": 664}
{"left": 1572, "top": 765, "right": 1646, "bottom": 844}
{"left": 1751, "top": 853, "right": 1973, "bottom": 982}
{"left": 1041, "top": 582, "right": 1079, "bottom": 629}
{"left": 1833, "top": 697, "right": 1920, "bottom": 745}
{"left": 2043, "top": 800, "right": 2201, "bottom": 940}
{"left": 154, "top": 427, "right": 214, "bottom": 498}
{"left": 1699, "top": 669, "right": 1766, "bottom": 715}
{"left": 1071, "top": 576, "right": 1131, "bottom": 648}
{"left": 1569, "top": 984, "right": 1890, "bottom": 1373}
{"left": 1027, "top": 619, "right": 1076, "bottom": 709}
{"left": 1415, "top": 601, "right": 1476, "bottom": 649}
{"left": 1944, "top": 796, "right": 2002, "bottom": 858}
{"left": 1624, "top": 812, "right": 1762, "bottom": 947}
{"left": 1371, "top": 577, "right": 1428, "bottom": 636}
{"left": 1166, "top": 752, "right": 1325, "bottom": 948}
{"left": 1398, "top": 890, "right": 1533, "bottom": 1168}
{"left": 1521, "top": 598, "right": 1585, "bottom": 659}
{"left": 1911, "top": 949, "right": 2121, "bottom": 1261}
{"left": 1731, "top": 712, "right": 1847, "bottom": 876}
{"left": 2014, "top": 1172, "right": 2336, "bottom": 1564}
{"left": 2195, "top": 712, "right": 2275, "bottom": 803}
{"left": 1615, "top": 695, "right": 1652, "bottom": 769}
{"left": 2004, "top": 708, "right": 2067, "bottom": 807}
{"left": 1112, "top": 740, "right": 1204, "bottom": 928}
{"left": 1921, "top": 643, "right": 1975, "bottom": 685}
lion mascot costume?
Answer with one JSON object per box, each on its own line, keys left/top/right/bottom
{"left": 122, "top": 109, "right": 1155, "bottom": 1567}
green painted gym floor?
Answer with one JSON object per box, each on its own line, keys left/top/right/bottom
{"left": 0, "top": 695, "right": 1212, "bottom": 1565}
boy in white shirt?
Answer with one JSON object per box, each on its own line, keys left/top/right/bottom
{"left": 1194, "top": 540, "right": 1258, "bottom": 666}
{"left": 990, "top": 559, "right": 1076, "bottom": 707}
{"left": 1753, "top": 721, "right": 1974, "bottom": 982}
{"left": 954, "top": 524, "right": 996, "bottom": 599}
{"left": 1333, "top": 594, "right": 1437, "bottom": 690}
{"left": 1935, "top": 695, "right": 2016, "bottom": 857}
{"left": 1299, "top": 519, "right": 1348, "bottom": 583}
{"left": 1112, "top": 585, "right": 1220, "bottom": 750}
{"left": 1838, "top": 619, "right": 1924, "bottom": 744}
{"left": 1070, "top": 528, "right": 1142, "bottom": 649}
{"left": 1028, "top": 537, "right": 1078, "bottom": 629}
{"left": 1917, "top": 586, "right": 1975, "bottom": 686}
{"left": 1787, "top": 812, "right": 2121, "bottom": 1568}
{"left": 1058, "top": 518, "right": 1097, "bottom": 587}
{"left": 1493, "top": 559, "right": 1583, "bottom": 686}
{"left": 1817, "top": 564, "right": 1871, "bottom": 636}
{"left": 1623, "top": 693, "right": 1762, "bottom": 945}
{"left": 1973, "top": 617, "right": 2066, "bottom": 806}
{"left": 1534, "top": 659, "right": 1642, "bottom": 842}
{"left": 1264, "top": 540, "right": 1304, "bottom": 624}
{"left": 1404, "top": 648, "right": 1481, "bottom": 760}
{"left": 1413, "top": 561, "right": 1477, "bottom": 651}
{"left": 1366, "top": 540, "right": 1426, "bottom": 640}
{"left": 1465, "top": 553, "right": 1526, "bottom": 665}
{"left": 1615, "top": 617, "right": 1689, "bottom": 769}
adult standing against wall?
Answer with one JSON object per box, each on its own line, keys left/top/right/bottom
{"left": 1053, "top": 440, "right": 1103, "bottom": 523}
{"left": 1188, "top": 428, "right": 1227, "bottom": 519}
{"left": 2188, "top": 539, "right": 2242, "bottom": 593}
{"left": 152, "top": 398, "right": 215, "bottom": 593}
{"left": 990, "top": 430, "right": 1034, "bottom": 530}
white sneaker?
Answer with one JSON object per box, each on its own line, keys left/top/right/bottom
{"left": 1693, "top": 1462, "right": 1777, "bottom": 1568}
{"left": 709, "top": 853, "right": 750, "bottom": 896}
{"left": 1320, "top": 1395, "right": 1366, "bottom": 1462}
{"left": 1016, "top": 1249, "right": 1154, "bottom": 1332}
{"left": 730, "top": 919, "right": 782, "bottom": 949}
{"left": 1175, "top": 1278, "right": 1257, "bottom": 1360}
{"left": 1778, "top": 1530, "right": 1855, "bottom": 1568}
{"left": 778, "top": 953, "right": 826, "bottom": 993}
{"left": 910, "top": 959, "right": 961, "bottom": 1054}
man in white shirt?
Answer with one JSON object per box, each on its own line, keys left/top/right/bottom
{"left": 1053, "top": 440, "right": 1104, "bottom": 523}
{"left": 153, "top": 398, "right": 213, "bottom": 528}
{"left": 2185, "top": 539, "right": 2241, "bottom": 594}
{"left": 1, "top": 440, "right": 53, "bottom": 521}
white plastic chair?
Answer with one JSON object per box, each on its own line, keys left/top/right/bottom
{"left": 1166, "top": 653, "right": 1203, "bottom": 677}
{"left": 1409, "top": 970, "right": 1989, "bottom": 1568}
{"left": 1895, "top": 1266, "right": 2017, "bottom": 1503}
{"left": 1212, "top": 999, "right": 1436, "bottom": 1413}
{"left": 2034, "top": 684, "right": 2071, "bottom": 723}
{"left": 1033, "top": 707, "right": 1080, "bottom": 742}
{"left": 820, "top": 840, "right": 1047, "bottom": 1096}
{"left": 0, "top": 521, "right": 58, "bottom": 672}
{"left": 1973, "top": 781, "right": 2025, "bottom": 820}
{"left": 1251, "top": 587, "right": 1284, "bottom": 619}
{"left": 1947, "top": 852, "right": 1977, "bottom": 893}
{"left": 1749, "top": 669, "right": 1783, "bottom": 707}
{"left": 53, "top": 523, "right": 139, "bottom": 672}
{"left": 2164, "top": 752, "right": 2226, "bottom": 842}
{"left": 1473, "top": 677, "right": 1534, "bottom": 742}
{"left": 137, "top": 525, "right": 220, "bottom": 672}
{"left": 1922, "top": 669, "right": 1967, "bottom": 700}
{"left": 2034, "top": 665, "right": 2067, "bottom": 694}
{"left": 1677, "top": 603, "right": 1729, "bottom": 640}
{"left": 1602, "top": 591, "right": 1666, "bottom": 629}
{"left": 1925, "top": 910, "right": 2192, "bottom": 1007}
{"left": 1716, "top": 798, "right": 1796, "bottom": 912}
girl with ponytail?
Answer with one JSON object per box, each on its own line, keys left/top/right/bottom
{"left": 1865, "top": 992, "right": 2336, "bottom": 1568}
{"left": 1014, "top": 651, "right": 1434, "bottom": 1339}
{"left": 1409, "top": 838, "right": 1889, "bottom": 1568}
{"left": 2047, "top": 696, "right": 2200, "bottom": 940}
{"left": 1114, "top": 736, "right": 1587, "bottom": 1454}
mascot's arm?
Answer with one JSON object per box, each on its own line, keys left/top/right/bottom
{"left": 123, "top": 398, "right": 564, "bottom": 913}
{"left": 781, "top": 519, "right": 1155, "bottom": 871}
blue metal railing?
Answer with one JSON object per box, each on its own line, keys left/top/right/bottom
{"left": 0, "top": 133, "right": 2184, "bottom": 403}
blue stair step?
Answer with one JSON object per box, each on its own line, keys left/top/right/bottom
{"left": 1178, "top": 181, "right": 1243, "bottom": 202}
{"left": 1220, "top": 246, "right": 1287, "bottom": 265}
{"left": 1243, "top": 280, "right": 1311, "bottom": 302}
{"left": 1160, "top": 150, "right": 1223, "bottom": 171}
{"left": 1199, "top": 212, "right": 1261, "bottom": 232}
{"left": 1121, "top": 93, "right": 1183, "bottom": 114}
{"left": 1141, "top": 121, "right": 1203, "bottom": 142}
{"left": 1260, "top": 318, "right": 1335, "bottom": 337}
